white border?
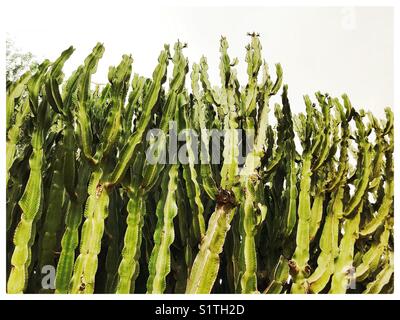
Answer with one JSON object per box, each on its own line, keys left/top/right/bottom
{"left": 1, "top": 0, "right": 398, "bottom": 300}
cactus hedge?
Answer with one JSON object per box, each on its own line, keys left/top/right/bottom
{"left": 6, "top": 34, "right": 394, "bottom": 294}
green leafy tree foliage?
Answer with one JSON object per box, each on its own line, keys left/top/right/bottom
{"left": 6, "top": 38, "right": 38, "bottom": 83}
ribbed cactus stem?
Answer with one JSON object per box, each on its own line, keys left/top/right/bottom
{"left": 147, "top": 165, "right": 179, "bottom": 293}
{"left": 55, "top": 165, "right": 90, "bottom": 293}
{"left": 6, "top": 97, "right": 30, "bottom": 187}
{"left": 290, "top": 153, "right": 312, "bottom": 293}
{"left": 186, "top": 198, "right": 236, "bottom": 293}
{"left": 69, "top": 168, "right": 109, "bottom": 293}
{"left": 116, "top": 188, "right": 146, "bottom": 293}
{"left": 38, "top": 142, "right": 66, "bottom": 287}
{"left": 329, "top": 204, "right": 362, "bottom": 293}
{"left": 8, "top": 129, "right": 44, "bottom": 293}
{"left": 238, "top": 178, "right": 259, "bottom": 293}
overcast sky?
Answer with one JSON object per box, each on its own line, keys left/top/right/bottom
{"left": 6, "top": 3, "right": 393, "bottom": 119}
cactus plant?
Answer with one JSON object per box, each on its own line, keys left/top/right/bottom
{"left": 6, "top": 34, "right": 394, "bottom": 294}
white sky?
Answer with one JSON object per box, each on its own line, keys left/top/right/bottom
{"left": 5, "top": 2, "right": 393, "bottom": 119}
